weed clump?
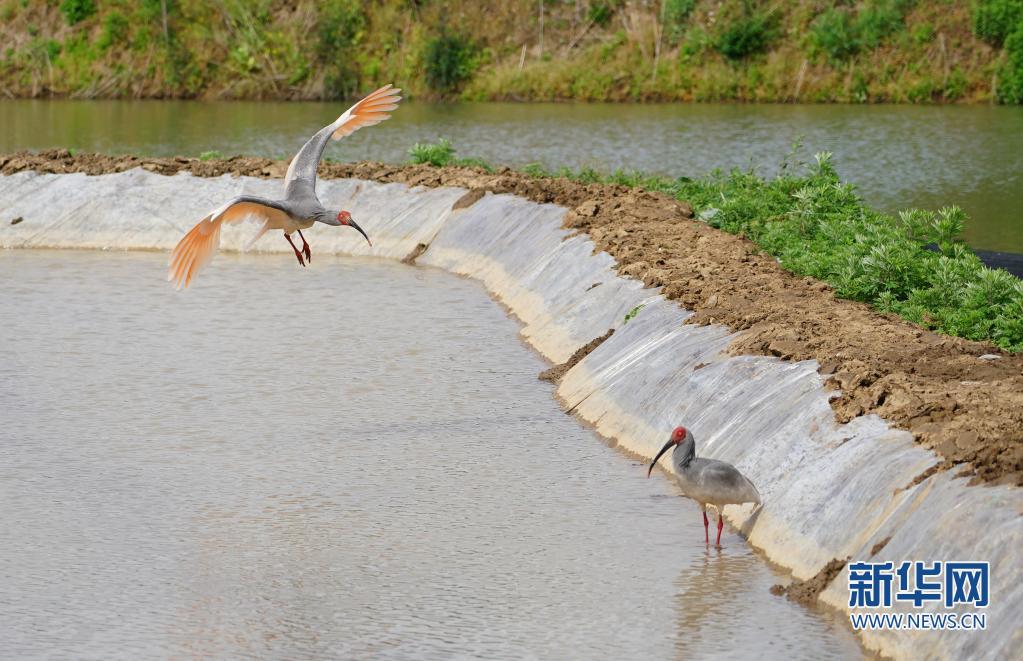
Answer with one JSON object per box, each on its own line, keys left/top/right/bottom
{"left": 588, "top": 1, "right": 620, "bottom": 27}
{"left": 408, "top": 139, "right": 493, "bottom": 171}
{"left": 59, "top": 0, "right": 96, "bottom": 26}
{"left": 810, "top": 0, "right": 912, "bottom": 62}
{"left": 316, "top": 0, "right": 365, "bottom": 98}
{"left": 423, "top": 31, "right": 477, "bottom": 94}
{"left": 972, "top": 0, "right": 1023, "bottom": 46}
{"left": 714, "top": 5, "right": 777, "bottom": 60}
{"left": 999, "top": 27, "right": 1023, "bottom": 102}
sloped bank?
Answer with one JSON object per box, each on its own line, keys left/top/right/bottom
{"left": 1, "top": 163, "right": 1020, "bottom": 660}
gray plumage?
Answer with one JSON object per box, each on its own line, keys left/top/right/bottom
{"left": 648, "top": 425, "right": 760, "bottom": 546}
{"left": 168, "top": 84, "right": 401, "bottom": 289}
{"left": 667, "top": 431, "right": 761, "bottom": 509}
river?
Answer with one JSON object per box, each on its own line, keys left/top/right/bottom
{"left": 0, "top": 250, "right": 864, "bottom": 659}
{"left": 1, "top": 99, "right": 1021, "bottom": 252}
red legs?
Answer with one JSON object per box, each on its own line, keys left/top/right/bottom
{"left": 297, "top": 229, "right": 312, "bottom": 263}
{"left": 284, "top": 232, "right": 306, "bottom": 267}
{"left": 702, "top": 509, "right": 710, "bottom": 545}
{"left": 716, "top": 512, "right": 724, "bottom": 547}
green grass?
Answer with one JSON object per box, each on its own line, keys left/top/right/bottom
{"left": 623, "top": 304, "right": 646, "bottom": 324}
{"left": 410, "top": 140, "right": 1023, "bottom": 352}
{"left": 408, "top": 138, "right": 494, "bottom": 172}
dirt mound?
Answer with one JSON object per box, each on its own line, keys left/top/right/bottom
{"left": 4, "top": 151, "right": 1021, "bottom": 486}
{"left": 770, "top": 558, "right": 848, "bottom": 606}
{"left": 539, "top": 329, "right": 615, "bottom": 384}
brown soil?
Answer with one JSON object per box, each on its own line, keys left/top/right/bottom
{"left": 4, "top": 150, "right": 1022, "bottom": 486}
{"left": 869, "top": 537, "right": 893, "bottom": 557}
{"left": 539, "top": 329, "right": 615, "bottom": 383}
{"left": 770, "top": 558, "right": 848, "bottom": 606}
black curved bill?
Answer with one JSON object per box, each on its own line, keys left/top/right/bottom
{"left": 647, "top": 439, "right": 676, "bottom": 478}
{"left": 349, "top": 218, "right": 372, "bottom": 246}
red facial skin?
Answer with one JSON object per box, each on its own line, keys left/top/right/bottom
{"left": 337, "top": 210, "right": 352, "bottom": 225}
{"left": 647, "top": 426, "right": 688, "bottom": 477}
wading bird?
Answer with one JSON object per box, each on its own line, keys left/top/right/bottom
{"left": 168, "top": 84, "right": 401, "bottom": 289}
{"left": 648, "top": 425, "right": 761, "bottom": 547}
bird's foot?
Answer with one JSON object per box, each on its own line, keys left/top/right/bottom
{"left": 285, "top": 233, "right": 306, "bottom": 267}
{"left": 303, "top": 244, "right": 311, "bottom": 263}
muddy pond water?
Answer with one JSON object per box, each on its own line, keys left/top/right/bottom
{"left": 0, "top": 250, "right": 864, "bottom": 659}
{"left": 2, "top": 100, "right": 1022, "bottom": 252}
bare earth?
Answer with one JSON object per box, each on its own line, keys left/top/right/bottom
{"left": 3, "top": 150, "right": 1021, "bottom": 486}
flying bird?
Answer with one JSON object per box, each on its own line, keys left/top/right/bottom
{"left": 648, "top": 425, "right": 761, "bottom": 547}
{"left": 168, "top": 84, "right": 401, "bottom": 289}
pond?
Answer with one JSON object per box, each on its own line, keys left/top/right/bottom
{"left": 0, "top": 250, "right": 864, "bottom": 659}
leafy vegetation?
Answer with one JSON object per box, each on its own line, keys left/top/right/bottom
{"left": 999, "top": 26, "right": 1023, "bottom": 102}
{"left": 810, "top": 1, "right": 912, "bottom": 63}
{"left": 714, "top": 5, "right": 777, "bottom": 60}
{"left": 408, "top": 139, "right": 493, "bottom": 171}
{"left": 0, "top": 1, "right": 1018, "bottom": 103}
{"left": 588, "top": 0, "right": 619, "bottom": 27}
{"left": 971, "top": 0, "right": 1023, "bottom": 102}
{"left": 59, "top": 0, "right": 96, "bottom": 26}
{"left": 663, "top": 0, "right": 697, "bottom": 42}
{"left": 412, "top": 139, "right": 1022, "bottom": 351}
{"left": 623, "top": 304, "right": 646, "bottom": 324}
{"left": 972, "top": 0, "right": 1023, "bottom": 46}
{"left": 423, "top": 31, "right": 477, "bottom": 93}
{"left": 316, "top": 0, "right": 366, "bottom": 97}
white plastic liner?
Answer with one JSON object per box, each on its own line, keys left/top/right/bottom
{"left": 2, "top": 168, "right": 1020, "bottom": 660}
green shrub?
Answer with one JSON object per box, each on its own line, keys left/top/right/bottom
{"left": 408, "top": 139, "right": 493, "bottom": 171}
{"left": 663, "top": 0, "right": 696, "bottom": 42}
{"left": 856, "top": 0, "right": 909, "bottom": 49}
{"left": 972, "top": 0, "right": 1023, "bottom": 46}
{"left": 810, "top": 8, "right": 860, "bottom": 61}
{"left": 317, "top": 0, "right": 365, "bottom": 98}
{"left": 98, "top": 11, "right": 129, "bottom": 50}
{"left": 59, "top": 0, "right": 95, "bottom": 25}
{"left": 714, "top": 9, "right": 776, "bottom": 60}
{"left": 811, "top": 1, "right": 911, "bottom": 62}
{"left": 423, "top": 32, "right": 477, "bottom": 93}
{"left": 998, "top": 25, "right": 1023, "bottom": 102}
{"left": 409, "top": 139, "right": 455, "bottom": 166}
{"left": 317, "top": 0, "right": 364, "bottom": 57}
{"left": 912, "top": 23, "right": 936, "bottom": 45}
{"left": 588, "top": 0, "right": 619, "bottom": 27}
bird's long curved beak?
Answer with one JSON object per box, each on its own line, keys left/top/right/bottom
{"left": 349, "top": 218, "right": 372, "bottom": 247}
{"left": 647, "top": 439, "right": 676, "bottom": 478}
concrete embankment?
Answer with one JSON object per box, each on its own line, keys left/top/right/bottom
{"left": 1, "top": 166, "right": 1020, "bottom": 659}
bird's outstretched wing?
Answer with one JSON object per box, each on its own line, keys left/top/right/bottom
{"left": 283, "top": 84, "right": 402, "bottom": 200}
{"left": 168, "top": 196, "right": 290, "bottom": 290}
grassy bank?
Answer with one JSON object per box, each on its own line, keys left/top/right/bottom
{"left": 1, "top": 1, "right": 1022, "bottom": 103}
{"left": 409, "top": 139, "right": 1023, "bottom": 351}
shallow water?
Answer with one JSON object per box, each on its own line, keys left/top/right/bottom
{"left": 2, "top": 99, "right": 1022, "bottom": 251}
{"left": 0, "top": 250, "right": 862, "bottom": 659}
